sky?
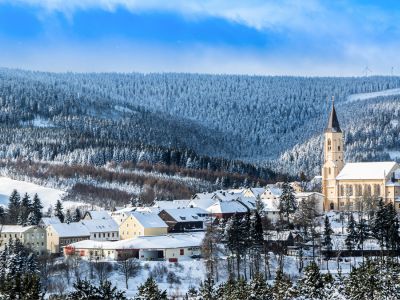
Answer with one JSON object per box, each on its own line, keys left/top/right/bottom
{"left": 0, "top": 0, "right": 399, "bottom": 76}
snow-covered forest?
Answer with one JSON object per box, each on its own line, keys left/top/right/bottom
{"left": 0, "top": 68, "right": 399, "bottom": 180}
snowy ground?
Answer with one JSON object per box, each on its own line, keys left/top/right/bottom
{"left": 0, "top": 176, "right": 85, "bottom": 211}
{"left": 347, "top": 88, "right": 400, "bottom": 102}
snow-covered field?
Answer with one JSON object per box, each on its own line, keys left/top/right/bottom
{"left": 347, "top": 88, "right": 400, "bottom": 102}
{"left": 0, "top": 176, "right": 83, "bottom": 210}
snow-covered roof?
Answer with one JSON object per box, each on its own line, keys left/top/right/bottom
{"left": 213, "top": 190, "right": 241, "bottom": 201}
{"left": 188, "top": 198, "right": 216, "bottom": 210}
{"left": 84, "top": 210, "right": 111, "bottom": 220}
{"left": 245, "top": 188, "right": 266, "bottom": 197}
{"left": 153, "top": 200, "right": 190, "bottom": 209}
{"left": 40, "top": 217, "right": 61, "bottom": 226}
{"left": 295, "top": 192, "right": 323, "bottom": 198}
{"left": 206, "top": 200, "right": 248, "bottom": 214}
{"left": 265, "top": 230, "right": 292, "bottom": 241}
{"left": 129, "top": 211, "right": 168, "bottom": 228}
{"left": 80, "top": 219, "right": 118, "bottom": 233}
{"left": 336, "top": 162, "right": 398, "bottom": 180}
{"left": 161, "top": 207, "right": 208, "bottom": 222}
{"left": 50, "top": 222, "right": 90, "bottom": 237}
{"left": 262, "top": 187, "right": 282, "bottom": 197}
{"left": 0, "top": 225, "right": 35, "bottom": 233}
{"left": 67, "top": 232, "right": 204, "bottom": 250}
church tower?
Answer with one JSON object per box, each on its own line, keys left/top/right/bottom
{"left": 322, "top": 98, "right": 344, "bottom": 211}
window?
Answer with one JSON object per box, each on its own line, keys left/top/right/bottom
{"left": 338, "top": 146, "right": 341, "bottom": 151}
{"left": 327, "top": 139, "right": 331, "bottom": 151}
{"left": 180, "top": 249, "right": 184, "bottom": 255}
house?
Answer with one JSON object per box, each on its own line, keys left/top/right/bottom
{"left": 46, "top": 223, "right": 90, "bottom": 254}
{"left": 0, "top": 225, "right": 46, "bottom": 255}
{"left": 188, "top": 192, "right": 217, "bottom": 210}
{"left": 119, "top": 211, "right": 168, "bottom": 240}
{"left": 83, "top": 210, "right": 111, "bottom": 221}
{"left": 322, "top": 101, "right": 400, "bottom": 211}
{"left": 39, "top": 217, "right": 61, "bottom": 228}
{"left": 295, "top": 192, "right": 324, "bottom": 214}
{"left": 264, "top": 230, "right": 294, "bottom": 253}
{"left": 261, "top": 186, "right": 282, "bottom": 201}
{"left": 206, "top": 199, "right": 249, "bottom": 219}
{"left": 64, "top": 232, "right": 204, "bottom": 262}
{"left": 158, "top": 208, "right": 208, "bottom": 232}
{"left": 241, "top": 187, "right": 266, "bottom": 199}
{"left": 80, "top": 219, "right": 119, "bottom": 241}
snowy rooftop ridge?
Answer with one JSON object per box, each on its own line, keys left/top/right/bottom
{"left": 129, "top": 211, "right": 168, "bottom": 228}
{"left": 67, "top": 232, "right": 205, "bottom": 250}
{"left": 336, "top": 162, "right": 398, "bottom": 180}
{"left": 0, "top": 225, "right": 35, "bottom": 233}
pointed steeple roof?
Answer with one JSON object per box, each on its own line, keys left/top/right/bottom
{"left": 325, "top": 98, "right": 341, "bottom": 133}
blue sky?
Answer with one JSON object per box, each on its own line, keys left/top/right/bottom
{"left": 0, "top": 0, "right": 399, "bottom": 75}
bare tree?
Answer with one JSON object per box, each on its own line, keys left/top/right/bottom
{"left": 117, "top": 257, "right": 141, "bottom": 289}
{"left": 93, "top": 258, "right": 113, "bottom": 284}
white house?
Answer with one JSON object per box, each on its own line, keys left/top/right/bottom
{"left": 80, "top": 219, "right": 119, "bottom": 241}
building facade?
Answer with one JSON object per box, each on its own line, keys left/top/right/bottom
{"left": 322, "top": 101, "right": 400, "bottom": 211}
{"left": 0, "top": 225, "right": 46, "bottom": 255}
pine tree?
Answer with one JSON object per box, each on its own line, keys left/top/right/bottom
{"left": 7, "top": 190, "right": 21, "bottom": 223}
{"left": 372, "top": 199, "right": 386, "bottom": 249}
{"left": 73, "top": 207, "right": 82, "bottom": 222}
{"left": 249, "top": 273, "right": 272, "bottom": 300}
{"left": 136, "top": 277, "right": 167, "bottom": 300}
{"left": 20, "top": 193, "right": 32, "bottom": 224}
{"left": 250, "top": 211, "right": 264, "bottom": 275}
{"left": 0, "top": 206, "right": 5, "bottom": 224}
{"left": 54, "top": 200, "right": 64, "bottom": 223}
{"left": 65, "top": 209, "right": 73, "bottom": 224}
{"left": 272, "top": 268, "right": 293, "bottom": 300}
{"left": 345, "top": 213, "right": 357, "bottom": 251}
{"left": 31, "top": 194, "right": 43, "bottom": 225}
{"left": 199, "top": 277, "right": 216, "bottom": 300}
{"left": 296, "top": 261, "right": 324, "bottom": 300}
{"left": 323, "top": 215, "right": 333, "bottom": 262}
{"left": 278, "top": 182, "right": 297, "bottom": 222}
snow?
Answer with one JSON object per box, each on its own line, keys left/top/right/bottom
{"left": 347, "top": 88, "right": 400, "bottom": 102}
{"left": 161, "top": 208, "right": 208, "bottom": 222}
{"left": 0, "top": 225, "right": 34, "bottom": 233}
{"left": 188, "top": 197, "right": 216, "bottom": 210}
{"left": 80, "top": 219, "right": 119, "bottom": 233}
{"left": 386, "top": 149, "right": 400, "bottom": 160}
{"left": 0, "top": 176, "right": 83, "bottom": 210}
{"left": 114, "top": 105, "right": 134, "bottom": 114}
{"left": 50, "top": 222, "right": 90, "bottom": 237}
{"left": 129, "top": 211, "right": 168, "bottom": 228}
{"left": 84, "top": 210, "right": 111, "bottom": 220}
{"left": 206, "top": 200, "right": 248, "bottom": 214}
{"left": 336, "top": 161, "right": 397, "bottom": 180}
{"left": 69, "top": 232, "right": 205, "bottom": 250}
{"left": 153, "top": 200, "right": 191, "bottom": 209}
{"left": 40, "top": 217, "right": 61, "bottom": 226}
{"left": 20, "top": 116, "right": 54, "bottom": 128}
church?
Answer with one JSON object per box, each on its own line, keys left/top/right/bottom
{"left": 322, "top": 101, "right": 400, "bottom": 211}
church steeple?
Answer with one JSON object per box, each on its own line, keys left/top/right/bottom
{"left": 322, "top": 96, "right": 344, "bottom": 211}
{"left": 325, "top": 97, "right": 341, "bottom": 133}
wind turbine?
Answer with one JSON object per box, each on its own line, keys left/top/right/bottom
{"left": 363, "top": 66, "right": 371, "bottom": 77}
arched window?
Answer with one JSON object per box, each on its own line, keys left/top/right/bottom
{"left": 328, "top": 168, "right": 331, "bottom": 175}
{"left": 364, "top": 185, "right": 371, "bottom": 197}
{"left": 373, "top": 184, "right": 381, "bottom": 196}
{"left": 330, "top": 203, "right": 334, "bottom": 210}
{"left": 327, "top": 139, "right": 332, "bottom": 151}
{"left": 347, "top": 185, "right": 353, "bottom": 196}
{"left": 338, "top": 145, "right": 341, "bottom": 151}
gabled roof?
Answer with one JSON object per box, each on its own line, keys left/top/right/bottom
{"left": 336, "top": 162, "right": 398, "bottom": 180}
{"left": 325, "top": 102, "right": 342, "bottom": 133}
{"left": 80, "top": 219, "right": 118, "bottom": 233}
{"left": 188, "top": 198, "right": 216, "bottom": 210}
{"left": 129, "top": 211, "right": 168, "bottom": 228}
{"left": 1, "top": 225, "right": 35, "bottom": 233}
{"left": 84, "top": 211, "right": 111, "bottom": 220}
{"left": 50, "top": 223, "right": 90, "bottom": 238}
{"left": 206, "top": 200, "right": 248, "bottom": 214}
{"left": 40, "top": 217, "right": 61, "bottom": 226}
{"left": 67, "top": 232, "right": 205, "bottom": 250}
{"left": 161, "top": 208, "right": 208, "bottom": 222}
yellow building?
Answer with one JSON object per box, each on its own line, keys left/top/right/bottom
{"left": 119, "top": 211, "right": 168, "bottom": 240}
{"left": 322, "top": 101, "right": 400, "bottom": 211}
{"left": 0, "top": 225, "right": 46, "bottom": 255}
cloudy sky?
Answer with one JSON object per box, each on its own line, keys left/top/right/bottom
{"left": 0, "top": 0, "right": 399, "bottom": 75}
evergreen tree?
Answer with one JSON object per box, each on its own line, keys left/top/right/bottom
{"left": 31, "top": 193, "right": 43, "bottom": 225}
{"left": 65, "top": 209, "right": 73, "bottom": 224}
{"left": 296, "top": 261, "right": 324, "bottom": 300}
{"left": 249, "top": 273, "right": 272, "bottom": 300}
{"left": 20, "top": 193, "right": 32, "bottom": 224}
{"left": 6, "top": 190, "right": 21, "bottom": 223}
{"left": 323, "top": 215, "right": 333, "bottom": 263}
{"left": 345, "top": 213, "right": 357, "bottom": 251}
{"left": 356, "top": 218, "right": 369, "bottom": 257}
{"left": 73, "top": 207, "right": 82, "bottom": 222}
{"left": 278, "top": 182, "right": 297, "bottom": 221}
{"left": 199, "top": 277, "right": 216, "bottom": 300}
{"left": 250, "top": 211, "right": 264, "bottom": 275}
{"left": 372, "top": 199, "right": 387, "bottom": 248}
{"left": 272, "top": 269, "right": 293, "bottom": 300}
{"left": 54, "top": 200, "right": 65, "bottom": 223}
{"left": 0, "top": 206, "right": 5, "bottom": 224}
{"left": 136, "top": 277, "right": 167, "bottom": 300}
